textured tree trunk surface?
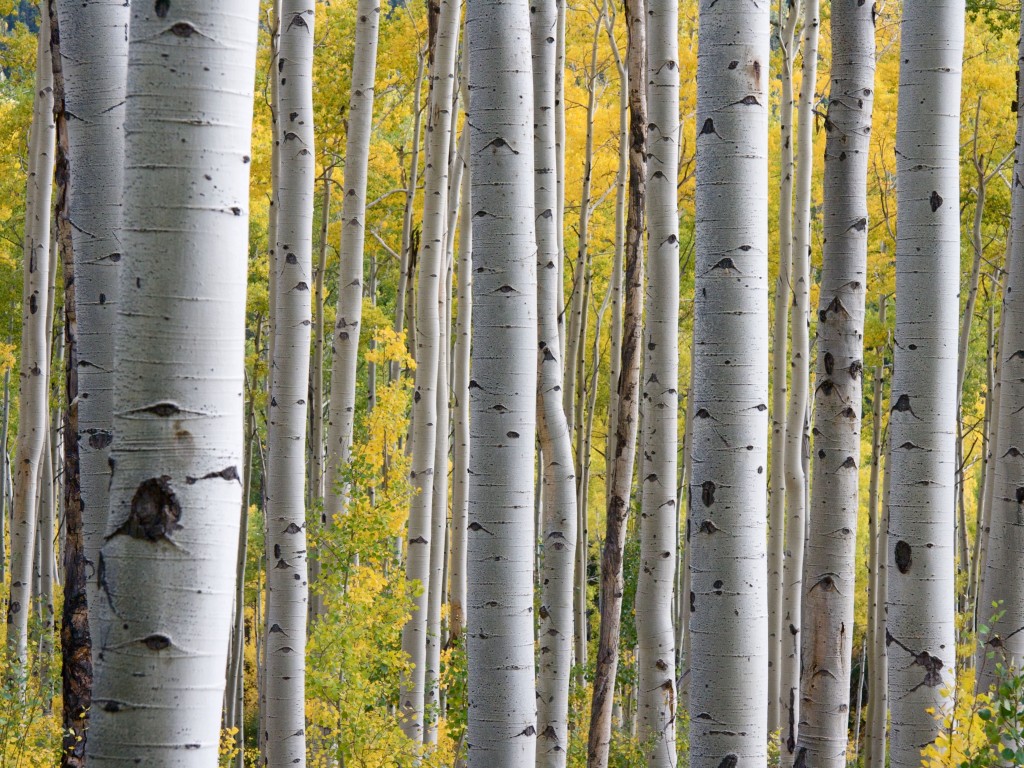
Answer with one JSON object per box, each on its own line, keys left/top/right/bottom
{"left": 797, "top": 1, "right": 874, "bottom": 763}
{"left": 887, "top": 2, "right": 963, "bottom": 764}
{"left": 689, "top": 1, "right": 770, "bottom": 765}
{"left": 87, "top": 2, "right": 258, "bottom": 762}
{"left": 465, "top": 0, "right": 539, "bottom": 761}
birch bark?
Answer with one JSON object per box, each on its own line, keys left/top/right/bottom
{"left": 87, "top": 2, "right": 258, "bottom": 762}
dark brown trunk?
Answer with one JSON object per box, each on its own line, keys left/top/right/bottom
{"left": 586, "top": 0, "right": 646, "bottom": 763}
{"left": 51, "top": 7, "right": 91, "bottom": 765}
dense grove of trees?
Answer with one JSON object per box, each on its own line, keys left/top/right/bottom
{"left": 1, "top": 0, "right": 1024, "bottom": 766}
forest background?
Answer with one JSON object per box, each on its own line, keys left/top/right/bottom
{"left": 0, "top": 0, "right": 1020, "bottom": 765}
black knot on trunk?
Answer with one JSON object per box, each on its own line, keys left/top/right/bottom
{"left": 895, "top": 540, "right": 912, "bottom": 573}
{"left": 116, "top": 477, "right": 181, "bottom": 542}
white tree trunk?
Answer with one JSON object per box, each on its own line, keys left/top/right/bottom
{"left": 887, "top": 2, "right": 963, "bottom": 764}
{"left": 265, "top": 1, "right": 315, "bottom": 765}
{"left": 635, "top": 0, "right": 679, "bottom": 763}
{"left": 393, "top": 47, "right": 428, "bottom": 381}
{"left": 7, "top": 2, "right": 55, "bottom": 670}
{"left": 450, "top": 126, "right": 471, "bottom": 642}
{"left": 0, "top": 368, "right": 9, "bottom": 584}
{"left": 768, "top": 2, "right": 798, "bottom": 731}
{"left": 797, "top": 1, "right": 874, "bottom": 763}
{"left": 865, "top": 298, "right": 888, "bottom": 768}
{"left": 425, "top": 249, "right": 451, "bottom": 745}
{"left": 400, "top": 0, "right": 461, "bottom": 739}
{"left": 323, "top": 0, "right": 381, "bottom": 532}
{"left": 465, "top": 0, "right": 538, "bottom": 762}
{"left": 689, "top": 1, "right": 770, "bottom": 765}
{"left": 54, "top": 0, "right": 130, "bottom": 664}
{"left": 978, "top": 9, "right": 1024, "bottom": 694}
{"left": 779, "top": 3, "right": 818, "bottom": 759}
{"left": 87, "top": 1, "right": 258, "bottom": 761}
{"left": 532, "top": 1, "right": 578, "bottom": 762}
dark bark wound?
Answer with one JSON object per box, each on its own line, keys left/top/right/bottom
{"left": 895, "top": 540, "right": 912, "bottom": 573}
{"left": 113, "top": 477, "right": 182, "bottom": 542}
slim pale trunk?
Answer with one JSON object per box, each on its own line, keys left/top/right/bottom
{"left": 400, "top": 0, "right": 461, "bottom": 738}
{"left": 978, "top": 10, "right": 1024, "bottom": 694}
{"left": 689, "top": 1, "right": 770, "bottom": 765}
{"left": 636, "top": 0, "right": 679, "bottom": 763}
{"left": 425, "top": 255, "right": 451, "bottom": 744}
{"left": 779, "top": 2, "right": 818, "bottom": 758}
{"left": 796, "top": 1, "right": 874, "bottom": 762}
{"left": 324, "top": 0, "right": 381, "bottom": 535}
{"left": 7, "top": 2, "right": 55, "bottom": 670}
{"left": 532, "top": 1, "right": 578, "bottom": 763}
{"left": 265, "top": 2, "right": 316, "bottom": 765}
{"left": 866, "top": 297, "right": 888, "bottom": 768}
{"left": 465, "top": 0, "right": 538, "bottom": 760}
{"left": 449, "top": 129, "right": 471, "bottom": 642}
{"left": 87, "top": 2, "right": 257, "bottom": 762}
{"left": 394, "top": 47, "right": 428, "bottom": 381}
{"left": 887, "top": 2, "right": 963, "bottom": 764}
{"left": 768, "top": 2, "right": 798, "bottom": 732}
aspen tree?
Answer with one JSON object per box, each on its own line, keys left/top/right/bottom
{"left": 450, "top": 119, "right": 471, "bottom": 642}
{"left": 866, "top": 299, "right": 888, "bottom": 768}
{"left": 635, "top": 0, "right": 679, "bottom": 762}
{"left": 768, "top": 3, "right": 799, "bottom": 728}
{"left": 797, "top": 0, "right": 874, "bottom": 762}
{"left": 887, "top": 2, "right": 963, "bottom": 764}
{"left": 689, "top": 0, "right": 770, "bottom": 765}
{"left": 978, "top": 8, "right": 1024, "bottom": 694}
{"left": 532, "top": 0, "right": 578, "bottom": 762}
{"left": 87, "top": 1, "right": 258, "bottom": 762}
{"left": 53, "top": 0, "right": 129, "bottom": 661}
{"left": 0, "top": 368, "right": 8, "bottom": 583}
{"left": 465, "top": 0, "right": 538, "bottom": 763}
{"left": 323, "top": 0, "right": 381, "bottom": 535}
{"left": 779, "top": 2, "right": 818, "bottom": 758}
{"left": 264, "top": 1, "right": 316, "bottom": 765}
{"left": 49, "top": 10, "right": 91, "bottom": 757}
{"left": 8, "top": 0, "right": 55, "bottom": 671}
{"left": 587, "top": 0, "right": 645, "bottom": 762}
{"left": 400, "top": 0, "right": 461, "bottom": 739}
